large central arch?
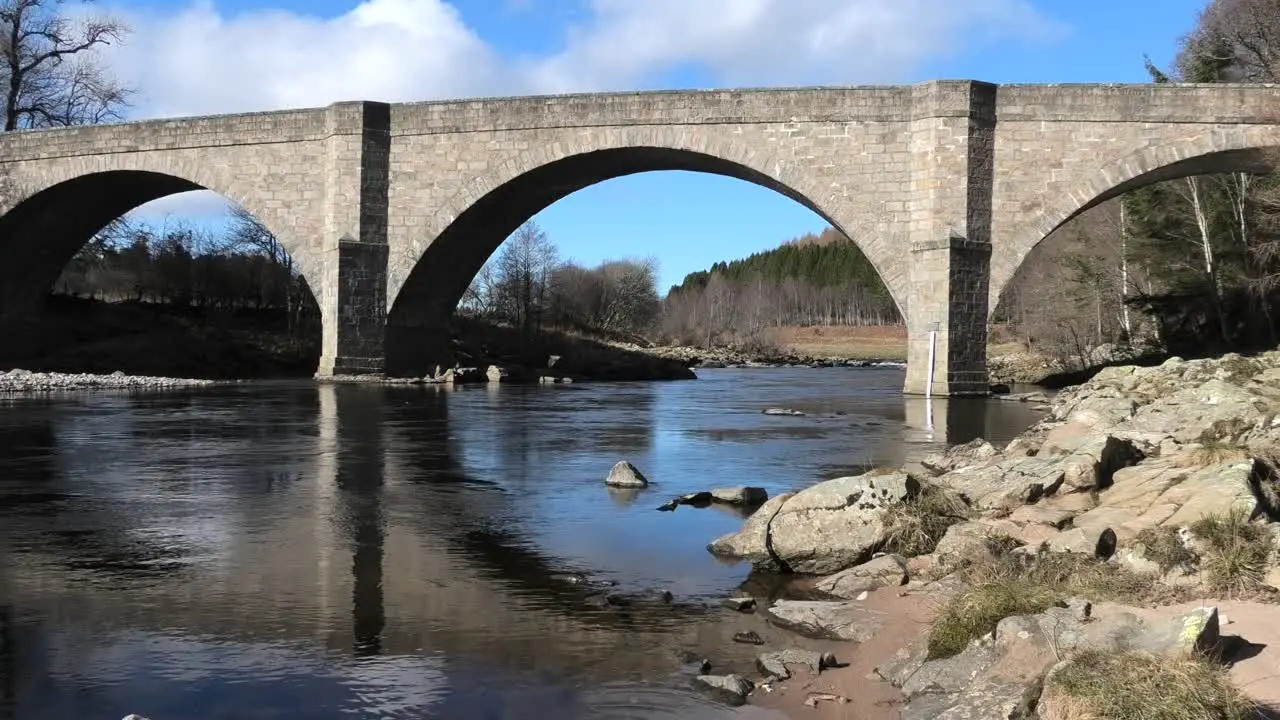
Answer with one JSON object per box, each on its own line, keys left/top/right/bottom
{"left": 385, "top": 142, "right": 908, "bottom": 376}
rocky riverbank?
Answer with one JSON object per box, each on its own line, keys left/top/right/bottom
{"left": 696, "top": 350, "right": 1280, "bottom": 717}
{"left": 0, "top": 368, "right": 216, "bottom": 392}
{"left": 612, "top": 342, "right": 906, "bottom": 370}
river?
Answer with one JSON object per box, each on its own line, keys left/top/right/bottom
{"left": 0, "top": 367, "right": 1044, "bottom": 720}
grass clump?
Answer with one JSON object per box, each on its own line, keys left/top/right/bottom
{"left": 1041, "top": 649, "right": 1257, "bottom": 720}
{"left": 1191, "top": 508, "right": 1272, "bottom": 595}
{"left": 1182, "top": 439, "right": 1252, "bottom": 468}
{"left": 926, "top": 575, "right": 1058, "bottom": 659}
{"left": 881, "top": 485, "right": 970, "bottom": 558}
{"left": 926, "top": 547, "right": 1164, "bottom": 660}
{"left": 1134, "top": 526, "right": 1199, "bottom": 575}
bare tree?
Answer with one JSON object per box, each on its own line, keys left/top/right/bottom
{"left": 0, "top": 0, "right": 132, "bottom": 131}
{"left": 1189, "top": 0, "right": 1280, "bottom": 82}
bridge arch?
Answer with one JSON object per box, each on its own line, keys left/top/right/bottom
{"left": 386, "top": 131, "right": 908, "bottom": 375}
{"left": 991, "top": 127, "right": 1280, "bottom": 313}
{"left": 0, "top": 160, "right": 325, "bottom": 367}
{"left": 0, "top": 154, "right": 325, "bottom": 295}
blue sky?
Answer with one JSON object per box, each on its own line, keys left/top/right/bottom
{"left": 108, "top": 0, "right": 1208, "bottom": 291}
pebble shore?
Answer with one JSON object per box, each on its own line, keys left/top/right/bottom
{"left": 0, "top": 368, "right": 216, "bottom": 392}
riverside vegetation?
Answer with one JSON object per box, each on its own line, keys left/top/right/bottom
{"left": 698, "top": 350, "right": 1280, "bottom": 718}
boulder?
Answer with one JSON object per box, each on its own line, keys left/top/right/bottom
{"left": 485, "top": 365, "right": 508, "bottom": 383}
{"left": 706, "top": 492, "right": 794, "bottom": 570}
{"left": 933, "top": 520, "right": 1022, "bottom": 565}
{"left": 756, "top": 648, "right": 838, "bottom": 680}
{"left": 1057, "top": 434, "right": 1145, "bottom": 492}
{"left": 604, "top": 461, "right": 649, "bottom": 488}
{"left": 764, "top": 600, "right": 888, "bottom": 641}
{"left": 710, "top": 486, "right": 768, "bottom": 505}
{"left": 1130, "top": 379, "right": 1269, "bottom": 444}
{"left": 693, "top": 674, "right": 754, "bottom": 706}
{"left": 766, "top": 472, "right": 918, "bottom": 574}
{"left": 921, "top": 438, "right": 1000, "bottom": 474}
{"left": 939, "top": 456, "right": 1063, "bottom": 512}
{"left": 812, "top": 554, "right": 908, "bottom": 599}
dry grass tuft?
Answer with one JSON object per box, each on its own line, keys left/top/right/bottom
{"left": 1191, "top": 508, "right": 1273, "bottom": 596}
{"left": 1134, "top": 526, "right": 1199, "bottom": 575}
{"left": 1175, "top": 440, "right": 1253, "bottom": 468}
{"left": 881, "top": 485, "right": 970, "bottom": 558}
{"left": 1040, "top": 649, "right": 1258, "bottom": 720}
{"left": 926, "top": 546, "right": 1169, "bottom": 660}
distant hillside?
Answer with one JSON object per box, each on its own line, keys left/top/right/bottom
{"left": 667, "top": 227, "right": 891, "bottom": 298}
{"left": 658, "top": 228, "right": 901, "bottom": 348}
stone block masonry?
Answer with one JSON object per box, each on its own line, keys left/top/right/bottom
{"left": 2, "top": 81, "right": 1280, "bottom": 392}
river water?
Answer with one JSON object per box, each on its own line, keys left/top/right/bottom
{"left": 0, "top": 367, "right": 1043, "bottom": 720}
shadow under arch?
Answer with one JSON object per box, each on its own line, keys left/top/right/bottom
{"left": 992, "top": 139, "right": 1280, "bottom": 314}
{"left": 385, "top": 145, "right": 906, "bottom": 376}
{"left": 0, "top": 169, "right": 321, "bottom": 367}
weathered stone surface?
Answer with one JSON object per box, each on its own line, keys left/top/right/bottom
{"left": 1130, "top": 379, "right": 1270, "bottom": 444}
{"left": 763, "top": 600, "right": 888, "bottom": 641}
{"left": 1058, "top": 434, "right": 1145, "bottom": 491}
{"left": 766, "top": 472, "right": 918, "bottom": 574}
{"left": 706, "top": 492, "right": 795, "bottom": 570}
{"left": 812, "top": 554, "right": 908, "bottom": 598}
{"left": 939, "top": 456, "right": 1064, "bottom": 512}
{"left": 934, "top": 520, "right": 1022, "bottom": 564}
{"left": 756, "top": 648, "right": 837, "bottom": 680}
{"left": 921, "top": 438, "right": 1000, "bottom": 474}
{"left": 604, "top": 461, "right": 649, "bottom": 488}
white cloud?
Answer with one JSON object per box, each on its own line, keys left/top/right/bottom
{"left": 96, "top": 0, "right": 1059, "bottom": 223}
{"left": 110, "top": 0, "right": 504, "bottom": 118}
{"left": 104, "top": 0, "right": 1060, "bottom": 119}
{"left": 524, "top": 0, "right": 1063, "bottom": 92}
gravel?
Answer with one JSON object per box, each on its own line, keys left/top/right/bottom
{"left": 0, "top": 368, "right": 216, "bottom": 392}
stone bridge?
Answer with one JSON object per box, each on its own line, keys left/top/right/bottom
{"left": 0, "top": 80, "right": 1278, "bottom": 395}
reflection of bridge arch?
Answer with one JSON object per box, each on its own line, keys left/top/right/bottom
{"left": 0, "top": 384, "right": 734, "bottom": 698}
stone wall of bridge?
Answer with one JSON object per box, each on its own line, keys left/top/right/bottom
{"left": 2, "top": 82, "right": 1280, "bottom": 393}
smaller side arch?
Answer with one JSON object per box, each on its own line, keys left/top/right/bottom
{"left": 990, "top": 127, "right": 1280, "bottom": 313}
{"left": 3, "top": 153, "right": 325, "bottom": 294}
{"left": 0, "top": 162, "right": 326, "bottom": 366}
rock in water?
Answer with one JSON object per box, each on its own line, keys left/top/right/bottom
{"left": 733, "top": 631, "right": 765, "bottom": 645}
{"left": 710, "top": 486, "right": 769, "bottom": 505}
{"left": 762, "top": 408, "right": 805, "bottom": 416}
{"left": 721, "top": 596, "right": 757, "bottom": 612}
{"left": 694, "top": 674, "right": 754, "bottom": 706}
{"left": 605, "top": 461, "right": 649, "bottom": 488}
{"left": 707, "top": 492, "right": 796, "bottom": 570}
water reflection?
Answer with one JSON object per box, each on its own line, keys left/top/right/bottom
{"left": 0, "top": 369, "right": 1042, "bottom": 719}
